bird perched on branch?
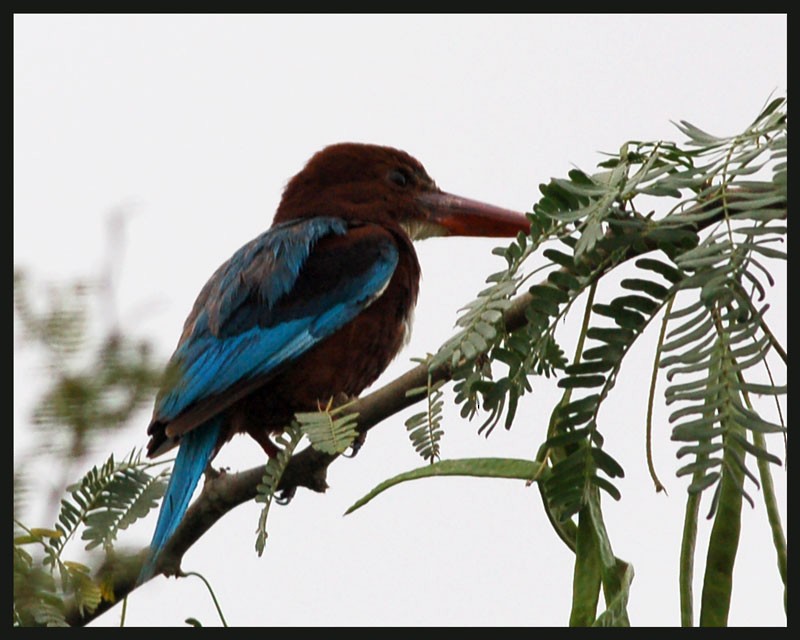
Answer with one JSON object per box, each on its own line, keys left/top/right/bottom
{"left": 139, "top": 142, "right": 529, "bottom": 582}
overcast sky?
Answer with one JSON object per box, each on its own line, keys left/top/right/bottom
{"left": 14, "top": 14, "right": 786, "bottom": 627}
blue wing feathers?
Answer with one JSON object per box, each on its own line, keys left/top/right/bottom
{"left": 214, "top": 217, "right": 348, "bottom": 327}
{"left": 155, "top": 217, "right": 398, "bottom": 425}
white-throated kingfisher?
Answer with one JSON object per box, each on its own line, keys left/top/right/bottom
{"left": 139, "top": 143, "right": 530, "bottom": 582}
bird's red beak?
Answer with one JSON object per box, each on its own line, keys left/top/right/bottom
{"left": 416, "top": 191, "right": 530, "bottom": 238}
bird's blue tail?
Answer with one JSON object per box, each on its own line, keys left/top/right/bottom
{"left": 138, "top": 418, "right": 223, "bottom": 584}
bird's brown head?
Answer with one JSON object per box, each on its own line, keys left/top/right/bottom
{"left": 274, "top": 143, "right": 530, "bottom": 239}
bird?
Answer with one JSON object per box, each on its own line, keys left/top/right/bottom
{"left": 138, "top": 142, "right": 530, "bottom": 583}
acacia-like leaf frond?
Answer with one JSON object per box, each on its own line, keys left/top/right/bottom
{"left": 296, "top": 401, "right": 360, "bottom": 456}
{"left": 404, "top": 375, "right": 445, "bottom": 462}
{"left": 46, "top": 449, "right": 165, "bottom": 562}
{"left": 254, "top": 425, "right": 303, "bottom": 556}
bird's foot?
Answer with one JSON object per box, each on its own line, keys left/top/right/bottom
{"left": 317, "top": 391, "right": 357, "bottom": 412}
{"left": 250, "top": 429, "right": 281, "bottom": 458}
{"left": 204, "top": 465, "right": 228, "bottom": 481}
{"left": 275, "top": 486, "right": 297, "bottom": 505}
{"left": 333, "top": 391, "right": 356, "bottom": 408}
{"left": 343, "top": 429, "right": 367, "bottom": 458}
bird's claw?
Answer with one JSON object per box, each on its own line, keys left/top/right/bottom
{"left": 204, "top": 465, "right": 228, "bottom": 480}
{"left": 343, "top": 430, "right": 367, "bottom": 458}
{"left": 276, "top": 486, "right": 297, "bottom": 505}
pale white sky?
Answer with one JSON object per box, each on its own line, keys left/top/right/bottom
{"left": 14, "top": 14, "right": 786, "bottom": 626}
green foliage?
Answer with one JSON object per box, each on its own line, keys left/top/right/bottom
{"left": 13, "top": 450, "right": 166, "bottom": 626}
{"left": 345, "top": 458, "right": 543, "bottom": 515}
{"left": 356, "top": 96, "right": 787, "bottom": 626}
{"left": 69, "top": 451, "right": 169, "bottom": 553}
{"left": 14, "top": 269, "right": 164, "bottom": 462}
{"left": 254, "top": 425, "right": 303, "bottom": 556}
{"left": 14, "top": 270, "right": 172, "bottom": 626}
{"left": 404, "top": 363, "right": 446, "bottom": 462}
{"left": 14, "top": 531, "right": 70, "bottom": 627}
{"left": 296, "top": 401, "right": 360, "bottom": 456}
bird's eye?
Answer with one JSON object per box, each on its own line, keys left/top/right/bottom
{"left": 388, "top": 169, "right": 410, "bottom": 187}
